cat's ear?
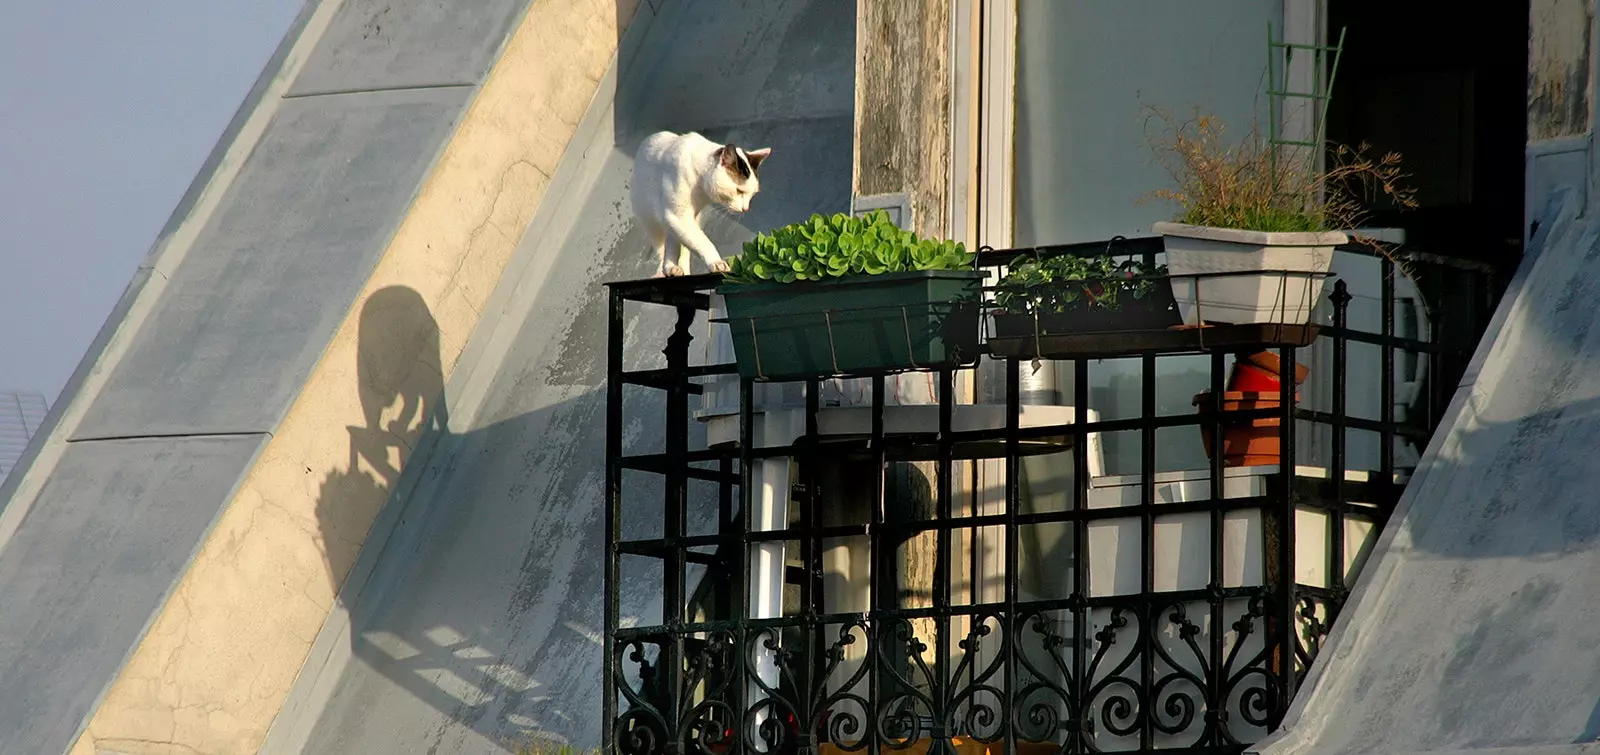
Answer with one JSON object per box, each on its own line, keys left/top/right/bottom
{"left": 745, "top": 147, "right": 772, "bottom": 174}
{"left": 719, "top": 144, "right": 746, "bottom": 177}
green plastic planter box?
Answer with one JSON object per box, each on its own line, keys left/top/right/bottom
{"left": 717, "top": 269, "right": 984, "bottom": 380}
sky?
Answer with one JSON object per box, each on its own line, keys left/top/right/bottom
{"left": 0, "top": 0, "right": 305, "bottom": 403}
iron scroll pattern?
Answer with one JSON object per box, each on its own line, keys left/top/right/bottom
{"left": 611, "top": 593, "right": 1290, "bottom": 755}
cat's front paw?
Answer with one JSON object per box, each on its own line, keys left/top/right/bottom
{"left": 710, "top": 259, "right": 731, "bottom": 274}
{"left": 664, "top": 264, "right": 686, "bottom": 277}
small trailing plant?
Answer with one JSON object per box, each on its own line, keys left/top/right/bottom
{"left": 723, "top": 210, "right": 974, "bottom": 284}
{"left": 993, "top": 254, "right": 1168, "bottom": 315}
{"left": 1141, "top": 106, "right": 1418, "bottom": 248}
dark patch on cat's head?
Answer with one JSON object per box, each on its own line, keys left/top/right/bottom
{"left": 718, "top": 144, "right": 772, "bottom": 181}
{"left": 719, "top": 144, "right": 753, "bottom": 180}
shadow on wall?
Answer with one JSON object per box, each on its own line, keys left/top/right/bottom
{"left": 292, "top": 0, "right": 857, "bottom": 751}
{"left": 321, "top": 286, "right": 615, "bottom": 748}
{"left": 316, "top": 286, "right": 448, "bottom": 590}
{"left": 312, "top": 285, "right": 613, "bottom": 750}
{"left": 311, "top": 287, "right": 675, "bottom": 751}
{"left": 612, "top": 0, "right": 854, "bottom": 149}
{"left": 1289, "top": 198, "right": 1600, "bottom": 753}
{"left": 1397, "top": 197, "right": 1600, "bottom": 565}
{"left": 297, "top": 9, "right": 652, "bottom": 744}
{"left": 310, "top": 285, "right": 513, "bottom": 748}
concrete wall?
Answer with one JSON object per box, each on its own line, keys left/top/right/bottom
{"left": 0, "top": 0, "right": 642, "bottom": 753}
{"left": 262, "top": 1, "right": 857, "bottom": 751}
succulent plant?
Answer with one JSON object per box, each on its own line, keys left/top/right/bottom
{"left": 723, "top": 210, "right": 974, "bottom": 285}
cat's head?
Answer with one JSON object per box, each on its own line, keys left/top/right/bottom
{"left": 709, "top": 144, "right": 771, "bottom": 213}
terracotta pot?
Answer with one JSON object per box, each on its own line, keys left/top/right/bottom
{"left": 1228, "top": 362, "right": 1284, "bottom": 393}
{"left": 1199, "top": 418, "right": 1282, "bottom": 467}
{"left": 1193, "top": 390, "right": 1292, "bottom": 467}
{"left": 1193, "top": 389, "right": 1299, "bottom": 410}
{"left": 1240, "top": 349, "right": 1310, "bottom": 385}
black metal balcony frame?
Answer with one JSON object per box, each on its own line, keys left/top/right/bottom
{"left": 601, "top": 235, "right": 1499, "bottom": 755}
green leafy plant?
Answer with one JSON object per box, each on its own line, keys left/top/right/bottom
{"left": 993, "top": 254, "right": 1168, "bottom": 315}
{"left": 723, "top": 210, "right": 974, "bottom": 284}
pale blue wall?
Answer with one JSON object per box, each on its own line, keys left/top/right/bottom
{"left": 1013, "top": 0, "right": 1283, "bottom": 246}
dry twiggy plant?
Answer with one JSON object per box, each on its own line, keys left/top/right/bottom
{"left": 1141, "top": 106, "right": 1418, "bottom": 256}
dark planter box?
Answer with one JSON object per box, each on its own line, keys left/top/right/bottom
{"left": 991, "top": 297, "right": 1181, "bottom": 339}
{"left": 718, "top": 270, "right": 984, "bottom": 380}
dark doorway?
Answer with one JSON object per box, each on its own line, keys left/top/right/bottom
{"left": 1326, "top": 1, "right": 1530, "bottom": 277}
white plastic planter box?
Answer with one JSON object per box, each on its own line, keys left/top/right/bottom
{"left": 1155, "top": 221, "right": 1347, "bottom": 326}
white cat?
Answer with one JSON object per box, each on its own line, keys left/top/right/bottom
{"left": 631, "top": 130, "right": 771, "bottom": 277}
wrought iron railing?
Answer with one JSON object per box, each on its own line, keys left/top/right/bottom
{"left": 601, "top": 236, "right": 1499, "bottom": 755}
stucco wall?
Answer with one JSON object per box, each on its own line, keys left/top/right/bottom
{"left": 275, "top": 0, "right": 856, "bottom": 750}
{"left": 0, "top": 0, "right": 643, "bottom": 753}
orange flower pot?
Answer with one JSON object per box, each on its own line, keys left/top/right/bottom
{"left": 1240, "top": 349, "right": 1310, "bottom": 385}
{"left": 1228, "top": 362, "right": 1285, "bottom": 393}
{"left": 1193, "top": 390, "right": 1294, "bottom": 467}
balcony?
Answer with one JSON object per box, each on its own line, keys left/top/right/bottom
{"left": 601, "top": 235, "right": 1499, "bottom": 755}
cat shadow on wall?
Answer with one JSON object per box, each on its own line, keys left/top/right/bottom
{"left": 316, "top": 285, "right": 449, "bottom": 605}
{"left": 296, "top": 281, "right": 656, "bottom": 746}
{"left": 307, "top": 286, "right": 599, "bottom": 746}
{"left": 309, "top": 284, "right": 516, "bottom": 737}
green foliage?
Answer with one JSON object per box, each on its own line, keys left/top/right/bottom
{"left": 993, "top": 254, "right": 1168, "bottom": 315}
{"left": 723, "top": 210, "right": 974, "bottom": 284}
